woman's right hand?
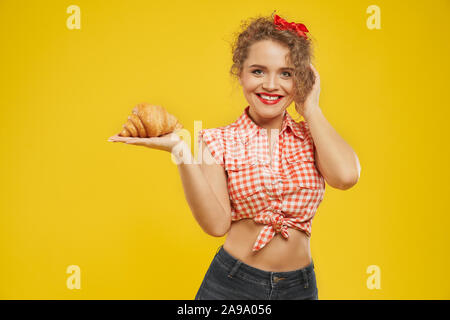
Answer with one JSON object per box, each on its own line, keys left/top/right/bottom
{"left": 107, "top": 130, "right": 183, "bottom": 153}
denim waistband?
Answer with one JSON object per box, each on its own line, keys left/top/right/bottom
{"left": 214, "top": 245, "right": 315, "bottom": 287}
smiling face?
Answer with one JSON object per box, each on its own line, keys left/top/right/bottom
{"left": 239, "top": 39, "right": 296, "bottom": 126}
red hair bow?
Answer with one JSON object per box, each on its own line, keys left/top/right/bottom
{"left": 273, "top": 14, "right": 309, "bottom": 40}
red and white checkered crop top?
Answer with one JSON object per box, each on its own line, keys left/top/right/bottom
{"left": 198, "top": 105, "right": 326, "bottom": 251}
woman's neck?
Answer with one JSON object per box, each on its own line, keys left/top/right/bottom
{"left": 247, "top": 107, "right": 286, "bottom": 131}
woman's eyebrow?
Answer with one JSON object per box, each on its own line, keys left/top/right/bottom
{"left": 248, "top": 64, "right": 294, "bottom": 70}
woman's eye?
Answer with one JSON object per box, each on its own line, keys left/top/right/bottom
{"left": 251, "top": 70, "right": 291, "bottom": 77}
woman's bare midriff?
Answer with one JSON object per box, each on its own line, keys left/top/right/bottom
{"left": 222, "top": 218, "right": 312, "bottom": 272}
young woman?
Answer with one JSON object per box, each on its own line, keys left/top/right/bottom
{"left": 108, "top": 12, "right": 361, "bottom": 300}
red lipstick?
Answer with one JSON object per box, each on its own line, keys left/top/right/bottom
{"left": 255, "top": 92, "right": 284, "bottom": 105}
{"left": 256, "top": 92, "right": 283, "bottom": 97}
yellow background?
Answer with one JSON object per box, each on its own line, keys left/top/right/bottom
{"left": 1, "top": 0, "right": 449, "bottom": 299}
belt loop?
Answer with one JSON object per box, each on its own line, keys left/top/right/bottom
{"left": 301, "top": 269, "right": 309, "bottom": 288}
{"left": 228, "top": 259, "right": 242, "bottom": 278}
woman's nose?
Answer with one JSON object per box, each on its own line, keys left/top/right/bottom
{"left": 262, "top": 75, "right": 279, "bottom": 90}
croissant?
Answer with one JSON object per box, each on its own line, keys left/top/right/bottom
{"left": 118, "top": 103, "right": 183, "bottom": 137}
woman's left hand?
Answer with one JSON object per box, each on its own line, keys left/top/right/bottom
{"left": 295, "top": 63, "right": 321, "bottom": 120}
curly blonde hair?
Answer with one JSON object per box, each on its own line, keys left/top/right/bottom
{"left": 229, "top": 11, "right": 316, "bottom": 111}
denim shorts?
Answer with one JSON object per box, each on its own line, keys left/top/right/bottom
{"left": 195, "top": 245, "right": 318, "bottom": 300}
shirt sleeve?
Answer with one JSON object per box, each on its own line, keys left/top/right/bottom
{"left": 198, "top": 128, "right": 225, "bottom": 168}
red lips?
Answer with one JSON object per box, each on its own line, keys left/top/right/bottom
{"left": 256, "top": 92, "right": 284, "bottom": 97}
{"left": 256, "top": 93, "right": 284, "bottom": 105}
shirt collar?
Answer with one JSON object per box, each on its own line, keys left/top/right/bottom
{"left": 234, "top": 105, "right": 304, "bottom": 144}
